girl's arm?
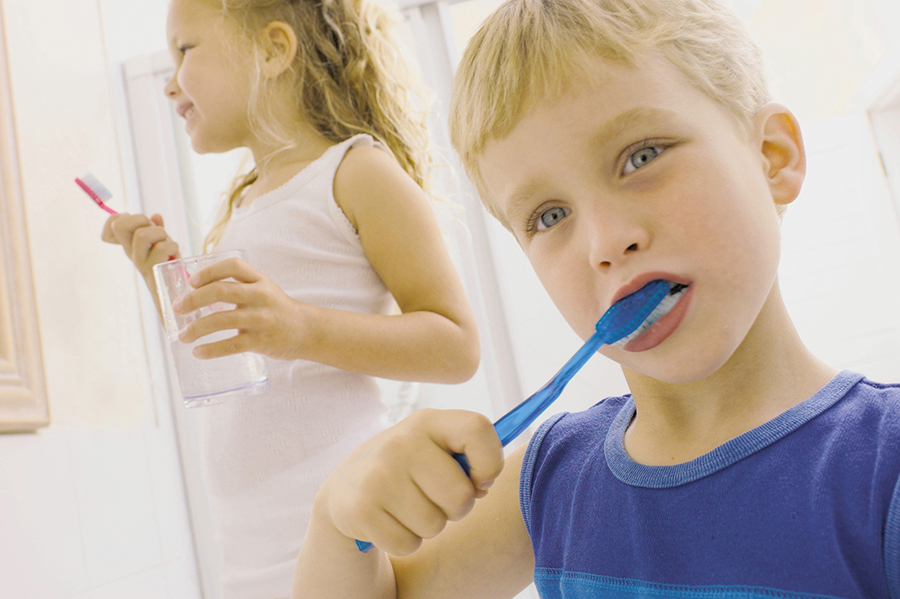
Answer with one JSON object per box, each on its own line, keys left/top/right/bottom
{"left": 175, "top": 146, "right": 480, "bottom": 384}
{"left": 328, "top": 145, "right": 480, "bottom": 382}
{"left": 292, "top": 408, "right": 534, "bottom": 599}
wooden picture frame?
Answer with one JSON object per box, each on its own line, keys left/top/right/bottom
{"left": 0, "top": 21, "right": 48, "bottom": 432}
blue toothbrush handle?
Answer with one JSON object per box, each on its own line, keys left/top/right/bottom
{"left": 494, "top": 332, "right": 604, "bottom": 445}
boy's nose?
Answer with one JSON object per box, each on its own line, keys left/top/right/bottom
{"left": 585, "top": 210, "right": 649, "bottom": 273}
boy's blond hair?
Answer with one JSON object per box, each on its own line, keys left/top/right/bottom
{"left": 205, "top": 0, "right": 434, "bottom": 251}
{"left": 449, "top": 0, "right": 771, "bottom": 227}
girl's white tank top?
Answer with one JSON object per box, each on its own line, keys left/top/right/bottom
{"left": 204, "top": 134, "right": 391, "bottom": 598}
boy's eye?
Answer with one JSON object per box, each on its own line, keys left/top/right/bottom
{"left": 533, "top": 206, "right": 570, "bottom": 232}
{"left": 623, "top": 145, "right": 664, "bottom": 174}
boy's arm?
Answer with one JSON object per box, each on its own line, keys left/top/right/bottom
{"left": 292, "top": 409, "right": 535, "bottom": 599}
{"left": 393, "top": 445, "right": 534, "bottom": 598}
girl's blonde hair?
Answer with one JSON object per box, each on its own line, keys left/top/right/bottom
{"left": 205, "top": 0, "right": 434, "bottom": 251}
{"left": 448, "top": 0, "right": 771, "bottom": 226}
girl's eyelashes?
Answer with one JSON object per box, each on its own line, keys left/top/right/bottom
{"left": 527, "top": 205, "right": 571, "bottom": 234}
{"left": 621, "top": 141, "right": 669, "bottom": 175}
{"left": 171, "top": 40, "right": 194, "bottom": 55}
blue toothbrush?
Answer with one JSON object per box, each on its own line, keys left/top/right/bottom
{"left": 356, "top": 279, "right": 674, "bottom": 552}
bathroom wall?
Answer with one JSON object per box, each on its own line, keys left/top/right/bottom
{"left": 751, "top": 0, "right": 900, "bottom": 123}
{"left": 0, "top": 0, "right": 200, "bottom": 597}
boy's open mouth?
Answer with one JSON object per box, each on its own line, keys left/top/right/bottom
{"left": 612, "top": 281, "right": 689, "bottom": 348}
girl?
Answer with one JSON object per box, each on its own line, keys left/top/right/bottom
{"left": 102, "top": 0, "right": 480, "bottom": 597}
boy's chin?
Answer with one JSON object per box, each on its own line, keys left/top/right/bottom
{"left": 615, "top": 350, "right": 733, "bottom": 387}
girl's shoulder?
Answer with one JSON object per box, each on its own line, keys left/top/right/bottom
{"left": 333, "top": 137, "right": 425, "bottom": 231}
{"left": 335, "top": 138, "right": 402, "bottom": 185}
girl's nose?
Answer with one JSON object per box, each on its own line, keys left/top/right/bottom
{"left": 164, "top": 76, "right": 178, "bottom": 98}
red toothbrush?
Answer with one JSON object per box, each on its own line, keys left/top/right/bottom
{"left": 75, "top": 173, "right": 118, "bottom": 215}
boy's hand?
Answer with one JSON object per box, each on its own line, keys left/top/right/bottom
{"left": 173, "top": 256, "right": 311, "bottom": 361}
{"left": 101, "top": 213, "right": 180, "bottom": 280}
{"left": 319, "top": 408, "right": 504, "bottom": 556}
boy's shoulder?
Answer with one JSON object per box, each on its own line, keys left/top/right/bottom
{"left": 854, "top": 375, "right": 900, "bottom": 396}
{"left": 828, "top": 375, "right": 900, "bottom": 455}
{"left": 532, "top": 393, "right": 631, "bottom": 445}
{"left": 828, "top": 374, "right": 900, "bottom": 431}
{"left": 523, "top": 393, "right": 632, "bottom": 476}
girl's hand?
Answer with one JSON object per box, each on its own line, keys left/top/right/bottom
{"left": 101, "top": 213, "right": 180, "bottom": 280}
{"left": 317, "top": 408, "right": 504, "bottom": 557}
{"left": 173, "top": 256, "right": 310, "bottom": 361}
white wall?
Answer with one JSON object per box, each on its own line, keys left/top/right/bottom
{"left": 750, "top": 0, "right": 900, "bottom": 124}
{"left": 0, "top": 0, "right": 200, "bottom": 597}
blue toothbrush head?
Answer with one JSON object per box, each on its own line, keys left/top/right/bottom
{"left": 596, "top": 279, "right": 684, "bottom": 345}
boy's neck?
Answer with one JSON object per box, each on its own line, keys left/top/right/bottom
{"left": 621, "top": 282, "right": 837, "bottom": 466}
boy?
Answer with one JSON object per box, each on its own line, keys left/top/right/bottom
{"left": 292, "top": 0, "right": 900, "bottom": 597}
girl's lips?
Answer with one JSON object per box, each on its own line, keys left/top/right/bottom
{"left": 623, "top": 284, "right": 693, "bottom": 352}
{"left": 176, "top": 102, "right": 194, "bottom": 119}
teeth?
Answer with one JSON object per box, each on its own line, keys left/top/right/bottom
{"left": 613, "top": 282, "right": 688, "bottom": 347}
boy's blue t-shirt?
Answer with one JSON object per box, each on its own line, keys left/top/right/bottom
{"left": 520, "top": 371, "right": 900, "bottom": 599}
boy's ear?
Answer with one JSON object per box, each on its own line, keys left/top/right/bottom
{"left": 756, "top": 103, "right": 806, "bottom": 206}
{"left": 260, "top": 21, "right": 297, "bottom": 79}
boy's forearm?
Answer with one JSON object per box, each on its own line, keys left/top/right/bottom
{"left": 292, "top": 501, "right": 397, "bottom": 599}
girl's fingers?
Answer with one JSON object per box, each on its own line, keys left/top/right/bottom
{"left": 146, "top": 239, "right": 180, "bottom": 265}
{"left": 104, "top": 213, "right": 176, "bottom": 273}
{"left": 192, "top": 257, "right": 261, "bottom": 286}
{"left": 108, "top": 213, "right": 154, "bottom": 247}
{"left": 186, "top": 326, "right": 246, "bottom": 359}
{"left": 177, "top": 308, "right": 235, "bottom": 342}
{"left": 101, "top": 214, "right": 125, "bottom": 244}
{"left": 175, "top": 280, "right": 249, "bottom": 314}
{"left": 131, "top": 227, "right": 172, "bottom": 263}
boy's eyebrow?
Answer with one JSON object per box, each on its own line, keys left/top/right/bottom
{"left": 590, "top": 106, "right": 681, "bottom": 149}
{"left": 503, "top": 180, "right": 546, "bottom": 227}
{"left": 502, "top": 106, "right": 680, "bottom": 223}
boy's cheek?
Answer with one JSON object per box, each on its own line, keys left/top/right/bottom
{"left": 546, "top": 289, "right": 600, "bottom": 342}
